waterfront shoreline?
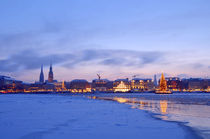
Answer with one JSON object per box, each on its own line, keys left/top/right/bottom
{"left": 85, "top": 93, "right": 210, "bottom": 139}
{"left": 86, "top": 95, "right": 202, "bottom": 139}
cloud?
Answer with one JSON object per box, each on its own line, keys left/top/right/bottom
{"left": 0, "top": 21, "right": 69, "bottom": 55}
{"left": 0, "top": 50, "right": 73, "bottom": 72}
{"left": 0, "top": 32, "right": 39, "bottom": 50}
{"left": 100, "top": 58, "right": 123, "bottom": 65}
{"left": 0, "top": 49, "right": 164, "bottom": 72}
{"left": 177, "top": 74, "right": 191, "bottom": 79}
{"left": 64, "top": 49, "right": 164, "bottom": 68}
{"left": 0, "top": 21, "right": 104, "bottom": 57}
{"left": 191, "top": 63, "right": 205, "bottom": 69}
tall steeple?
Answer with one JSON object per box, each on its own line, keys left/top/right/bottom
{"left": 154, "top": 74, "right": 157, "bottom": 87}
{"left": 48, "top": 63, "right": 54, "bottom": 83}
{"left": 39, "top": 65, "right": 44, "bottom": 83}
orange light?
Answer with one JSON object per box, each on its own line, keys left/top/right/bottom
{"left": 114, "top": 97, "right": 128, "bottom": 103}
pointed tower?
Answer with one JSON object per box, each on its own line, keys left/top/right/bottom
{"left": 48, "top": 63, "right": 54, "bottom": 83}
{"left": 159, "top": 73, "right": 167, "bottom": 91}
{"left": 39, "top": 65, "right": 44, "bottom": 83}
{"left": 154, "top": 74, "right": 157, "bottom": 87}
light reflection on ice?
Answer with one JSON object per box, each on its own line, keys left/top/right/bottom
{"left": 129, "top": 97, "right": 210, "bottom": 138}
{"left": 91, "top": 93, "right": 210, "bottom": 139}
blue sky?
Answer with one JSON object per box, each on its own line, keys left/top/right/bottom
{"left": 0, "top": 0, "right": 210, "bottom": 82}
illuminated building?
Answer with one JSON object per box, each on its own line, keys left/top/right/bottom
{"left": 53, "top": 81, "right": 66, "bottom": 91}
{"left": 54, "top": 80, "right": 66, "bottom": 91}
{"left": 69, "top": 79, "right": 91, "bottom": 93}
{"left": 48, "top": 63, "right": 54, "bottom": 83}
{"left": 92, "top": 79, "right": 109, "bottom": 92}
{"left": 113, "top": 79, "right": 130, "bottom": 92}
{"left": 131, "top": 79, "right": 144, "bottom": 91}
{"left": 165, "top": 77, "right": 181, "bottom": 91}
{"left": 144, "top": 79, "right": 155, "bottom": 91}
{"left": 131, "top": 78, "right": 155, "bottom": 92}
{"left": 27, "top": 83, "right": 54, "bottom": 92}
{"left": 187, "top": 78, "right": 205, "bottom": 91}
{"left": 0, "top": 75, "right": 23, "bottom": 92}
{"left": 39, "top": 65, "right": 44, "bottom": 83}
{"left": 180, "top": 78, "right": 209, "bottom": 91}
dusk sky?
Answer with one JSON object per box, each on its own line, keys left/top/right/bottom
{"left": 0, "top": 0, "right": 210, "bottom": 82}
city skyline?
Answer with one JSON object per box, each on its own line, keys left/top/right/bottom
{"left": 0, "top": 0, "right": 210, "bottom": 82}
{"left": 35, "top": 63, "right": 210, "bottom": 83}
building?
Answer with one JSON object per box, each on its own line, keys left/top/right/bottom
{"left": 131, "top": 78, "right": 144, "bottom": 91}
{"left": 53, "top": 81, "right": 66, "bottom": 91}
{"left": 180, "top": 78, "right": 207, "bottom": 91}
{"left": 69, "top": 79, "right": 91, "bottom": 93}
{"left": 106, "top": 81, "right": 114, "bottom": 92}
{"left": 92, "top": 79, "right": 109, "bottom": 92}
{"left": 188, "top": 78, "right": 205, "bottom": 91}
{"left": 165, "top": 77, "right": 181, "bottom": 91}
{"left": 180, "top": 79, "right": 189, "bottom": 91}
{"left": 144, "top": 79, "right": 155, "bottom": 91}
{"left": 131, "top": 78, "right": 155, "bottom": 92}
{"left": 0, "top": 75, "right": 23, "bottom": 91}
{"left": 26, "top": 83, "right": 55, "bottom": 92}
{"left": 113, "top": 79, "right": 130, "bottom": 92}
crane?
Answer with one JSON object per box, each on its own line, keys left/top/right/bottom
{"left": 97, "top": 74, "right": 101, "bottom": 80}
{"left": 132, "top": 75, "right": 139, "bottom": 79}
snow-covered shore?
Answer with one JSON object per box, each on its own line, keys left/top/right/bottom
{"left": 0, "top": 94, "right": 202, "bottom": 139}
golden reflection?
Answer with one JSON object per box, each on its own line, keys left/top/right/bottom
{"left": 160, "top": 100, "right": 168, "bottom": 114}
{"left": 139, "top": 101, "right": 144, "bottom": 110}
{"left": 131, "top": 105, "right": 136, "bottom": 109}
{"left": 131, "top": 98, "right": 136, "bottom": 104}
{"left": 114, "top": 97, "right": 128, "bottom": 103}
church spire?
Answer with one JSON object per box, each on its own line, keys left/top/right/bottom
{"left": 39, "top": 65, "right": 44, "bottom": 83}
{"left": 154, "top": 74, "right": 157, "bottom": 87}
{"left": 48, "top": 63, "right": 54, "bottom": 83}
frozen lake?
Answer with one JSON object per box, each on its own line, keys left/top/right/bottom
{"left": 89, "top": 93, "right": 210, "bottom": 139}
{"left": 0, "top": 93, "right": 208, "bottom": 139}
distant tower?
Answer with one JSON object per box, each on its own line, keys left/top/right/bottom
{"left": 154, "top": 74, "right": 157, "bottom": 87}
{"left": 48, "top": 63, "right": 54, "bottom": 83}
{"left": 159, "top": 73, "right": 167, "bottom": 91}
{"left": 39, "top": 65, "right": 44, "bottom": 83}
